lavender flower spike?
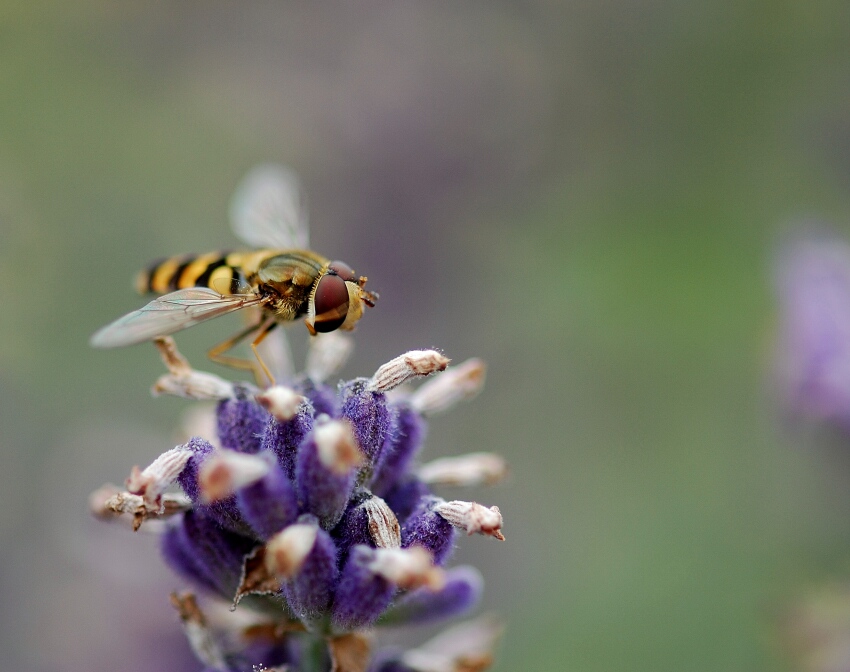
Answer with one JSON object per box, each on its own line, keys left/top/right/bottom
{"left": 91, "top": 333, "right": 508, "bottom": 671}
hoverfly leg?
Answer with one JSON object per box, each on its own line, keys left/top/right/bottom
{"left": 207, "top": 318, "right": 276, "bottom": 387}
{"left": 250, "top": 320, "right": 279, "bottom": 387}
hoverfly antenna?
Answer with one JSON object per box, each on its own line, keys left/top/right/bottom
{"left": 362, "top": 290, "right": 379, "bottom": 308}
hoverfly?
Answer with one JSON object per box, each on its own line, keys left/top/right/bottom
{"left": 90, "top": 165, "right": 378, "bottom": 383}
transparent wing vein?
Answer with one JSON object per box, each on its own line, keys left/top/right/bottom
{"left": 90, "top": 288, "right": 263, "bottom": 348}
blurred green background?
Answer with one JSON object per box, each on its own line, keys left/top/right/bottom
{"left": 4, "top": 2, "right": 850, "bottom": 670}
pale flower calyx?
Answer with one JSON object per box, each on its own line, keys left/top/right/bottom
{"left": 367, "top": 350, "right": 450, "bottom": 392}
{"left": 434, "top": 500, "right": 505, "bottom": 540}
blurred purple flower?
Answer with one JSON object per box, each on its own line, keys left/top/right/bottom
{"left": 92, "top": 334, "right": 506, "bottom": 672}
{"left": 776, "top": 230, "right": 850, "bottom": 427}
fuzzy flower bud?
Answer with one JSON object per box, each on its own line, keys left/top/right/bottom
{"left": 267, "top": 519, "right": 340, "bottom": 620}
{"left": 296, "top": 419, "right": 363, "bottom": 528}
{"left": 217, "top": 389, "right": 271, "bottom": 454}
{"left": 234, "top": 457, "right": 299, "bottom": 540}
{"left": 162, "top": 509, "right": 257, "bottom": 598}
{"left": 401, "top": 497, "right": 457, "bottom": 566}
{"left": 371, "top": 404, "right": 427, "bottom": 497}
{"left": 381, "top": 566, "right": 483, "bottom": 626}
{"left": 333, "top": 492, "right": 401, "bottom": 562}
{"left": 176, "top": 436, "right": 248, "bottom": 534}
{"left": 385, "top": 477, "right": 432, "bottom": 525}
{"left": 340, "top": 379, "right": 394, "bottom": 473}
{"left": 331, "top": 546, "right": 397, "bottom": 631}
{"left": 260, "top": 399, "right": 314, "bottom": 480}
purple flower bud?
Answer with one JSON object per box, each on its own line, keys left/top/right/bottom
{"left": 161, "top": 521, "right": 219, "bottom": 595}
{"left": 177, "top": 437, "right": 250, "bottom": 534}
{"left": 340, "top": 378, "right": 395, "bottom": 473}
{"left": 177, "top": 436, "right": 249, "bottom": 534}
{"left": 332, "top": 490, "right": 401, "bottom": 563}
{"left": 235, "top": 454, "right": 299, "bottom": 540}
{"left": 401, "top": 497, "right": 457, "bottom": 566}
{"left": 163, "top": 509, "right": 257, "bottom": 599}
{"left": 296, "top": 420, "right": 362, "bottom": 528}
{"left": 216, "top": 388, "right": 270, "bottom": 453}
{"left": 331, "top": 546, "right": 396, "bottom": 631}
{"left": 384, "top": 477, "right": 432, "bottom": 525}
{"left": 371, "top": 404, "right": 427, "bottom": 496}
{"left": 331, "top": 490, "right": 375, "bottom": 561}
{"left": 281, "top": 524, "right": 340, "bottom": 620}
{"left": 381, "top": 566, "right": 483, "bottom": 626}
{"left": 261, "top": 400, "right": 315, "bottom": 480}
{"left": 176, "top": 436, "right": 216, "bottom": 503}
{"left": 298, "top": 378, "right": 339, "bottom": 418}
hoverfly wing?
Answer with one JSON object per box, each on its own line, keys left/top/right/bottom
{"left": 90, "top": 288, "right": 263, "bottom": 348}
{"left": 229, "top": 164, "right": 310, "bottom": 250}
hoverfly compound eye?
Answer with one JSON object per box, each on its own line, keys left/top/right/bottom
{"left": 313, "top": 272, "right": 349, "bottom": 333}
{"left": 328, "top": 260, "right": 357, "bottom": 283}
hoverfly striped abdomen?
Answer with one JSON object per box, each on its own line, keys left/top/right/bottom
{"left": 136, "top": 252, "right": 245, "bottom": 296}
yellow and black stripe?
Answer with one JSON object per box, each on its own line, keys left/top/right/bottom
{"left": 136, "top": 251, "right": 245, "bottom": 296}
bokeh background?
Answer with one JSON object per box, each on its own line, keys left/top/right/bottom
{"left": 4, "top": 2, "right": 850, "bottom": 670}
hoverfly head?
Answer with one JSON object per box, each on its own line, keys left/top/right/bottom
{"left": 308, "top": 260, "right": 377, "bottom": 334}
